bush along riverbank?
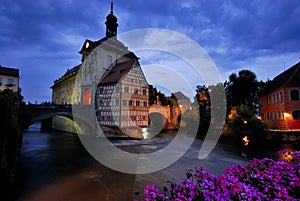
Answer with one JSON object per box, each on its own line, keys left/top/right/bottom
{"left": 136, "top": 150, "right": 300, "bottom": 201}
{"left": 0, "top": 90, "right": 23, "bottom": 200}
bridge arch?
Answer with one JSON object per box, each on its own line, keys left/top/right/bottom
{"left": 27, "top": 105, "right": 95, "bottom": 134}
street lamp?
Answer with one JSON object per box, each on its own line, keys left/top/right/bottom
{"left": 242, "top": 120, "right": 249, "bottom": 157}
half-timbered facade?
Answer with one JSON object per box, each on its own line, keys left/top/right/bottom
{"left": 96, "top": 56, "right": 149, "bottom": 128}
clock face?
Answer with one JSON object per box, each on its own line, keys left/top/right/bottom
{"left": 85, "top": 42, "right": 89, "bottom": 48}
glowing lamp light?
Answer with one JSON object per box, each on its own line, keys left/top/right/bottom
{"left": 284, "top": 112, "right": 291, "bottom": 119}
{"left": 242, "top": 136, "right": 249, "bottom": 146}
{"left": 280, "top": 150, "right": 294, "bottom": 162}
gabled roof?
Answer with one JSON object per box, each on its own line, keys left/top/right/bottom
{"left": 99, "top": 59, "right": 136, "bottom": 85}
{"left": 51, "top": 64, "right": 80, "bottom": 87}
{"left": 0, "top": 66, "right": 19, "bottom": 77}
{"left": 79, "top": 36, "right": 127, "bottom": 55}
{"left": 266, "top": 62, "right": 300, "bottom": 92}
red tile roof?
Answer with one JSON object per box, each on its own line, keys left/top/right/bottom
{"left": 99, "top": 59, "right": 136, "bottom": 84}
{"left": 266, "top": 61, "right": 300, "bottom": 92}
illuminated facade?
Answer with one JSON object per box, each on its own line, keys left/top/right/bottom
{"left": 51, "top": 3, "right": 130, "bottom": 105}
{"left": 0, "top": 65, "right": 19, "bottom": 92}
{"left": 96, "top": 56, "right": 149, "bottom": 128}
{"left": 51, "top": 65, "right": 80, "bottom": 104}
{"left": 51, "top": 3, "right": 149, "bottom": 133}
{"left": 259, "top": 62, "right": 300, "bottom": 130}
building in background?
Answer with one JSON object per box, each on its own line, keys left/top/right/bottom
{"left": 259, "top": 62, "right": 300, "bottom": 130}
{"left": 0, "top": 65, "right": 19, "bottom": 92}
{"left": 51, "top": 65, "right": 80, "bottom": 105}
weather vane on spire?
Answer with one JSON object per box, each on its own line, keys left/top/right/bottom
{"left": 111, "top": 1, "right": 114, "bottom": 14}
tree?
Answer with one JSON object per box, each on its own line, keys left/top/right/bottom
{"left": 225, "top": 70, "right": 259, "bottom": 113}
{"left": 0, "top": 89, "right": 22, "bottom": 198}
{"left": 225, "top": 105, "right": 264, "bottom": 143}
{"left": 194, "top": 85, "right": 211, "bottom": 138}
{"left": 148, "top": 84, "right": 158, "bottom": 105}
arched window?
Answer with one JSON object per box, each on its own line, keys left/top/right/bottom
{"left": 292, "top": 110, "right": 300, "bottom": 120}
{"left": 290, "top": 89, "right": 299, "bottom": 101}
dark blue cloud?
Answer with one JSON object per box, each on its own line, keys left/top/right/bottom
{"left": 0, "top": 0, "right": 299, "bottom": 102}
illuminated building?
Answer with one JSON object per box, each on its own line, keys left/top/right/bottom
{"left": 51, "top": 3, "right": 149, "bottom": 136}
{"left": 259, "top": 62, "right": 300, "bottom": 130}
{"left": 51, "top": 65, "right": 80, "bottom": 105}
{"left": 0, "top": 65, "right": 19, "bottom": 92}
{"left": 96, "top": 54, "right": 149, "bottom": 128}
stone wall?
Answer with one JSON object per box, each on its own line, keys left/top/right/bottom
{"left": 263, "top": 130, "right": 300, "bottom": 142}
{"left": 148, "top": 104, "right": 182, "bottom": 129}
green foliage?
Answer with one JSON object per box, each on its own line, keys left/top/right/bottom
{"left": 225, "top": 105, "right": 264, "bottom": 141}
{"left": 148, "top": 85, "right": 177, "bottom": 107}
{"left": 0, "top": 89, "right": 23, "bottom": 196}
{"left": 148, "top": 84, "right": 157, "bottom": 105}
{"left": 19, "top": 101, "right": 34, "bottom": 130}
{"left": 225, "top": 70, "right": 260, "bottom": 113}
{"left": 181, "top": 104, "right": 200, "bottom": 133}
{"left": 194, "top": 85, "right": 210, "bottom": 137}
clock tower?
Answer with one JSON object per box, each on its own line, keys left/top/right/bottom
{"left": 105, "top": 2, "right": 118, "bottom": 38}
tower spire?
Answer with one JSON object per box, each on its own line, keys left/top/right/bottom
{"left": 105, "top": 1, "right": 118, "bottom": 38}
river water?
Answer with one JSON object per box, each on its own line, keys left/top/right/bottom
{"left": 14, "top": 123, "right": 299, "bottom": 201}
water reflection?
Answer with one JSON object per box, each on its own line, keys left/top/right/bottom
{"left": 16, "top": 124, "right": 300, "bottom": 200}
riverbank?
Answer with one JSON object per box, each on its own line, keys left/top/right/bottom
{"left": 13, "top": 127, "right": 299, "bottom": 201}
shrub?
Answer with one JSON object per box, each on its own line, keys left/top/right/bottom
{"left": 136, "top": 150, "right": 300, "bottom": 200}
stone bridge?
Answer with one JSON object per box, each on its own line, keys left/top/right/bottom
{"left": 30, "top": 105, "right": 73, "bottom": 124}
{"left": 28, "top": 105, "right": 97, "bottom": 133}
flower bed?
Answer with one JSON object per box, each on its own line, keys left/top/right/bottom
{"left": 136, "top": 150, "right": 300, "bottom": 200}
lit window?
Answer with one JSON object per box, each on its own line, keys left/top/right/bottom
{"left": 290, "top": 90, "right": 299, "bottom": 101}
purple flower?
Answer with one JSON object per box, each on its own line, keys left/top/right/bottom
{"left": 137, "top": 150, "right": 300, "bottom": 201}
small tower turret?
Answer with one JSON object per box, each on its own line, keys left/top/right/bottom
{"left": 105, "top": 2, "right": 118, "bottom": 38}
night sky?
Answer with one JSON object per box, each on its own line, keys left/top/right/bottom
{"left": 0, "top": 0, "right": 299, "bottom": 103}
